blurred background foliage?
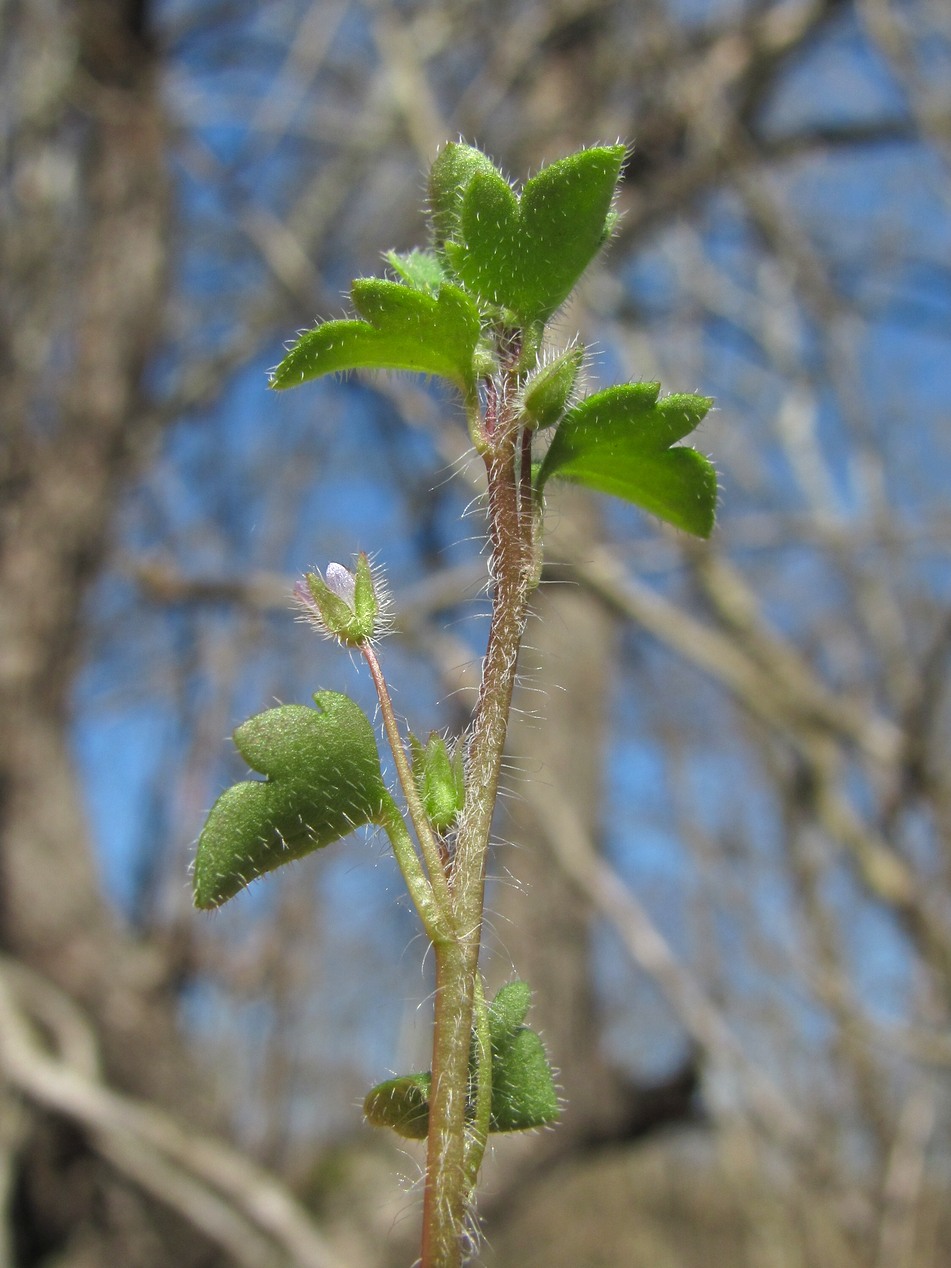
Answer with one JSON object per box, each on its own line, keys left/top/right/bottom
{"left": 2, "top": 0, "right": 950, "bottom": 1264}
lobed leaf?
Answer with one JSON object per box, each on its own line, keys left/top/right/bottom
{"left": 193, "top": 691, "right": 387, "bottom": 909}
{"left": 269, "top": 279, "right": 482, "bottom": 393}
{"left": 428, "top": 142, "right": 502, "bottom": 251}
{"left": 362, "top": 980, "right": 558, "bottom": 1138}
{"left": 488, "top": 1025, "right": 560, "bottom": 1132}
{"left": 486, "top": 980, "right": 531, "bottom": 1038}
{"left": 538, "top": 382, "right": 718, "bottom": 537}
{"left": 485, "top": 981, "right": 559, "bottom": 1132}
{"left": 445, "top": 145, "right": 626, "bottom": 324}
{"left": 364, "top": 1073, "right": 431, "bottom": 1140}
{"left": 385, "top": 248, "right": 446, "bottom": 292}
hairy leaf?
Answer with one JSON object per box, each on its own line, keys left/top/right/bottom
{"left": 538, "top": 382, "right": 717, "bottom": 537}
{"left": 486, "top": 979, "right": 531, "bottom": 1037}
{"left": 445, "top": 145, "right": 625, "bottom": 324}
{"left": 269, "top": 279, "right": 482, "bottom": 393}
{"left": 362, "top": 980, "right": 558, "bottom": 1138}
{"left": 428, "top": 142, "right": 502, "bottom": 251}
{"left": 485, "top": 981, "right": 559, "bottom": 1132}
{"left": 193, "top": 691, "right": 387, "bottom": 909}
{"left": 364, "top": 1073, "right": 431, "bottom": 1140}
{"left": 385, "top": 248, "right": 446, "bottom": 292}
{"left": 488, "top": 1026, "right": 560, "bottom": 1132}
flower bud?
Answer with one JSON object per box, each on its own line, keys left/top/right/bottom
{"left": 521, "top": 344, "right": 584, "bottom": 429}
{"left": 324, "top": 562, "right": 356, "bottom": 605}
{"left": 410, "top": 731, "right": 466, "bottom": 831}
{"left": 296, "top": 552, "right": 387, "bottom": 646}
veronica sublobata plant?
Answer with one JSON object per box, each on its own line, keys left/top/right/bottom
{"left": 193, "top": 142, "right": 717, "bottom": 1267}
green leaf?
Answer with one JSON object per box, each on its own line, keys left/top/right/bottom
{"left": 445, "top": 145, "right": 626, "bottom": 324}
{"left": 486, "top": 980, "right": 531, "bottom": 1038}
{"left": 193, "top": 691, "right": 388, "bottom": 909}
{"left": 269, "top": 279, "right": 482, "bottom": 394}
{"left": 428, "top": 142, "right": 503, "bottom": 251}
{"left": 364, "top": 1073, "right": 431, "bottom": 1140}
{"left": 485, "top": 982, "right": 559, "bottom": 1132}
{"left": 362, "top": 980, "right": 558, "bottom": 1140}
{"left": 538, "top": 382, "right": 718, "bottom": 537}
{"left": 385, "top": 248, "right": 446, "bottom": 292}
{"left": 488, "top": 1025, "right": 560, "bottom": 1132}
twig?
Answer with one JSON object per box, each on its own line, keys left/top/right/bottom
{"left": 0, "top": 957, "right": 345, "bottom": 1268}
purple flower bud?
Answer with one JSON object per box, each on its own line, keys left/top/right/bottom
{"left": 324, "top": 562, "right": 356, "bottom": 607}
{"left": 294, "top": 554, "right": 391, "bottom": 647}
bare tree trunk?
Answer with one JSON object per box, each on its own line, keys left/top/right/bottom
{"left": 0, "top": 4, "right": 215, "bottom": 1260}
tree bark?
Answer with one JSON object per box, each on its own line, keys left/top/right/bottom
{"left": 0, "top": 3, "right": 215, "bottom": 1260}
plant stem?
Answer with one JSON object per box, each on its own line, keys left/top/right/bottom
{"left": 420, "top": 358, "right": 536, "bottom": 1266}
{"left": 454, "top": 375, "right": 535, "bottom": 967}
{"left": 464, "top": 977, "right": 492, "bottom": 1188}
{"left": 421, "top": 937, "right": 470, "bottom": 1267}
{"left": 363, "top": 644, "right": 454, "bottom": 914}
{"left": 420, "top": 968, "right": 492, "bottom": 1267}
{"left": 376, "top": 794, "right": 451, "bottom": 946}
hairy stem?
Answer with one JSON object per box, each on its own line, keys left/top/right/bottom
{"left": 464, "top": 977, "right": 492, "bottom": 1188}
{"left": 363, "top": 644, "right": 454, "bottom": 915}
{"left": 421, "top": 937, "right": 470, "bottom": 1267}
{"left": 421, "top": 360, "right": 536, "bottom": 1266}
{"left": 455, "top": 381, "right": 534, "bottom": 962}
{"left": 377, "top": 794, "right": 451, "bottom": 946}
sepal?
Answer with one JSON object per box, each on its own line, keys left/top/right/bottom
{"left": 296, "top": 554, "right": 386, "bottom": 647}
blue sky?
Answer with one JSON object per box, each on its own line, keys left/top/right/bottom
{"left": 72, "top": 0, "right": 951, "bottom": 1141}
